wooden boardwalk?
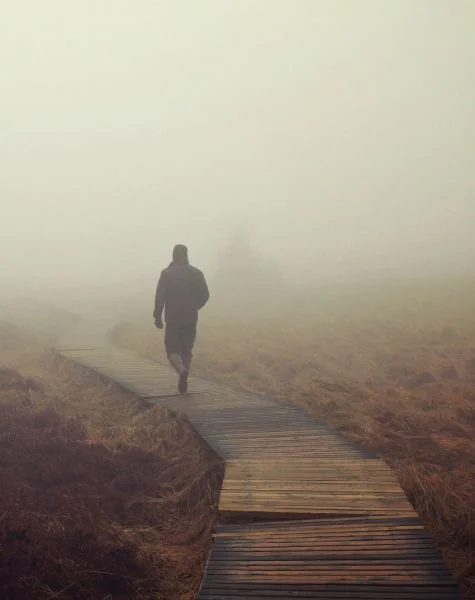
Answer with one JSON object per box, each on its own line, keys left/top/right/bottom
{"left": 56, "top": 319, "right": 459, "bottom": 599}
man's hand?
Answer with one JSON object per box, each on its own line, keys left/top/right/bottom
{"left": 154, "top": 317, "right": 164, "bottom": 330}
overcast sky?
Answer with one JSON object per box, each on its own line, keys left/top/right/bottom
{"left": 1, "top": 0, "right": 474, "bottom": 293}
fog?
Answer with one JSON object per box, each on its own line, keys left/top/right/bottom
{"left": 2, "top": 1, "right": 475, "bottom": 302}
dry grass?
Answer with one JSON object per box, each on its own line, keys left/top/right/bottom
{"left": 0, "top": 323, "right": 223, "bottom": 600}
{"left": 112, "top": 279, "right": 475, "bottom": 599}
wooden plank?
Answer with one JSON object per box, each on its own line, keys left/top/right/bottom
{"left": 219, "top": 457, "right": 416, "bottom": 518}
{"left": 55, "top": 323, "right": 459, "bottom": 600}
{"left": 199, "top": 518, "right": 457, "bottom": 597}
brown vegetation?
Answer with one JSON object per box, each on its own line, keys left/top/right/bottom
{"left": 112, "top": 280, "right": 475, "bottom": 599}
{"left": 0, "top": 323, "right": 223, "bottom": 600}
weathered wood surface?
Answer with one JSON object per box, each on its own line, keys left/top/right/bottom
{"left": 201, "top": 517, "right": 458, "bottom": 598}
{"left": 56, "top": 321, "right": 459, "bottom": 599}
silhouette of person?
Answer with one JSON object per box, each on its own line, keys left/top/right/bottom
{"left": 153, "top": 244, "right": 209, "bottom": 393}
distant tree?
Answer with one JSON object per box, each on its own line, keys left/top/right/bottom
{"left": 213, "top": 231, "right": 283, "bottom": 308}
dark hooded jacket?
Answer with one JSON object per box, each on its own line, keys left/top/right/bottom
{"left": 153, "top": 261, "right": 209, "bottom": 326}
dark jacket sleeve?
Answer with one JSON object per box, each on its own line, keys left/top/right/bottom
{"left": 196, "top": 271, "right": 210, "bottom": 310}
{"left": 153, "top": 270, "right": 167, "bottom": 319}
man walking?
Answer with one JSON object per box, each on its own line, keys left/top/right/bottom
{"left": 153, "top": 244, "right": 210, "bottom": 393}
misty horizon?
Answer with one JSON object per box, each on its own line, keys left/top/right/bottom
{"left": 2, "top": 1, "right": 474, "bottom": 296}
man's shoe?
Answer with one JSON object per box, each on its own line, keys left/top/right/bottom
{"left": 178, "top": 371, "right": 188, "bottom": 394}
